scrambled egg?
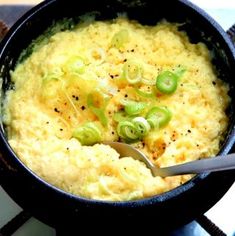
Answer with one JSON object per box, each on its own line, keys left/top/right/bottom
{"left": 3, "top": 17, "right": 230, "bottom": 201}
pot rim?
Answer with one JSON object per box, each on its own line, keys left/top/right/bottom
{"left": 0, "top": 0, "right": 235, "bottom": 207}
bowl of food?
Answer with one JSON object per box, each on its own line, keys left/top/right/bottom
{"left": 0, "top": 0, "right": 234, "bottom": 232}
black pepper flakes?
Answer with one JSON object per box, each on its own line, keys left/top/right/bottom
{"left": 54, "top": 108, "right": 60, "bottom": 113}
{"left": 60, "top": 128, "right": 63, "bottom": 131}
{"left": 187, "top": 129, "right": 191, "bottom": 133}
{"left": 124, "top": 94, "right": 128, "bottom": 98}
{"left": 81, "top": 106, "right": 86, "bottom": 110}
{"left": 110, "top": 74, "right": 114, "bottom": 79}
{"left": 46, "top": 121, "right": 49, "bottom": 124}
{"left": 72, "top": 95, "right": 79, "bottom": 101}
{"left": 131, "top": 49, "right": 135, "bottom": 52}
{"left": 212, "top": 81, "right": 216, "bottom": 86}
{"left": 123, "top": 59, "right": 127, "bottom": 62}
{"left": 111, "top": 131, "right": 115, "bottom": 135}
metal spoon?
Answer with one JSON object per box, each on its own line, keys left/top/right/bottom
{"left": 104, "top": 141, "right": 235, "bottom": 177}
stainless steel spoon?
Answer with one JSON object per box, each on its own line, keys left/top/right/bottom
{"left": 104, "top": 141, "right": 235, "bottom": 177}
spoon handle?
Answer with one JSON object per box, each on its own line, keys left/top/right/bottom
{"left": 158, "top": 153, "right": 235, "bottom": 177}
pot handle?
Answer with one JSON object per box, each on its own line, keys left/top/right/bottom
{"left": 227, "top": 24, "right": 235, "bottom": 45}
{"left": 0, "top": 20, "right": 9, "bottom": 42}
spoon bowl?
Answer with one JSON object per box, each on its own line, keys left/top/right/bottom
{"left": 104, "top": 141, "right": 235, "bottom": 177}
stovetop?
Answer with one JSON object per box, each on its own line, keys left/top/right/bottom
{"left": 0, "top": 2, "right": 234, "bottom": 236}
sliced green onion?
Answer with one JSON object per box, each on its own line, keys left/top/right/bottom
{"left": 88, "top": 48, "right": 105, "bottom": 65}
{"left": 132, "top": 117, "right": 150, "bottom": 136}
{"left": 113, "top": 111, "right": 129, "bottom": 122}
{"left": 72, "top": 122, "right": 102, "bottom": 145}
{"left": 156, "top": 71, "right": 178, "bottom": 94}
{"left": 122, "top": 100, "right": 146, "bottom": 116}
{"left": 65, "top": 56, "right": 85, "bottom": 74}
{"left": 123, "top": 60, "right": 142, "bottom": 84}
{"left": 134, "top": 87, "right": 155, "bottom": 98}
{"left": 146, "top": 106, "right": 172, "bottom": 128}
{"left": 41, "top": 71, "right": 62, "bottom": 99}
{"left": 117, "top": 121, "right": 139, "bottom": 141}
{"left": 41, "top": 68, "right": 63, "bottom": 91}
{"left": 42, "top": 77, "right": 58, "bottom": 84}
{"left": 43, "top": 67, "right": 63, "bottom": 81}
{"left": 174, "top": 65, "right": 186, "bottom": 78}
{"left": 116, "top": 117, "right": 151, "bottom": 142}
{"left": 87, "top": 93, "right": 108, "bottom": 126}
{"left": 111, "top": 29, "right": 129, "bottom": 49}
{"left": 141, "top": 77, "right": 156, "bottom": 86}
{"left": 91, "top": 107, "right": 107, "bottom": 126}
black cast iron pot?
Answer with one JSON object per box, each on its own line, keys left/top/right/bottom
{"left": 0, "top": 0, "right": 235, "bottom": 233}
